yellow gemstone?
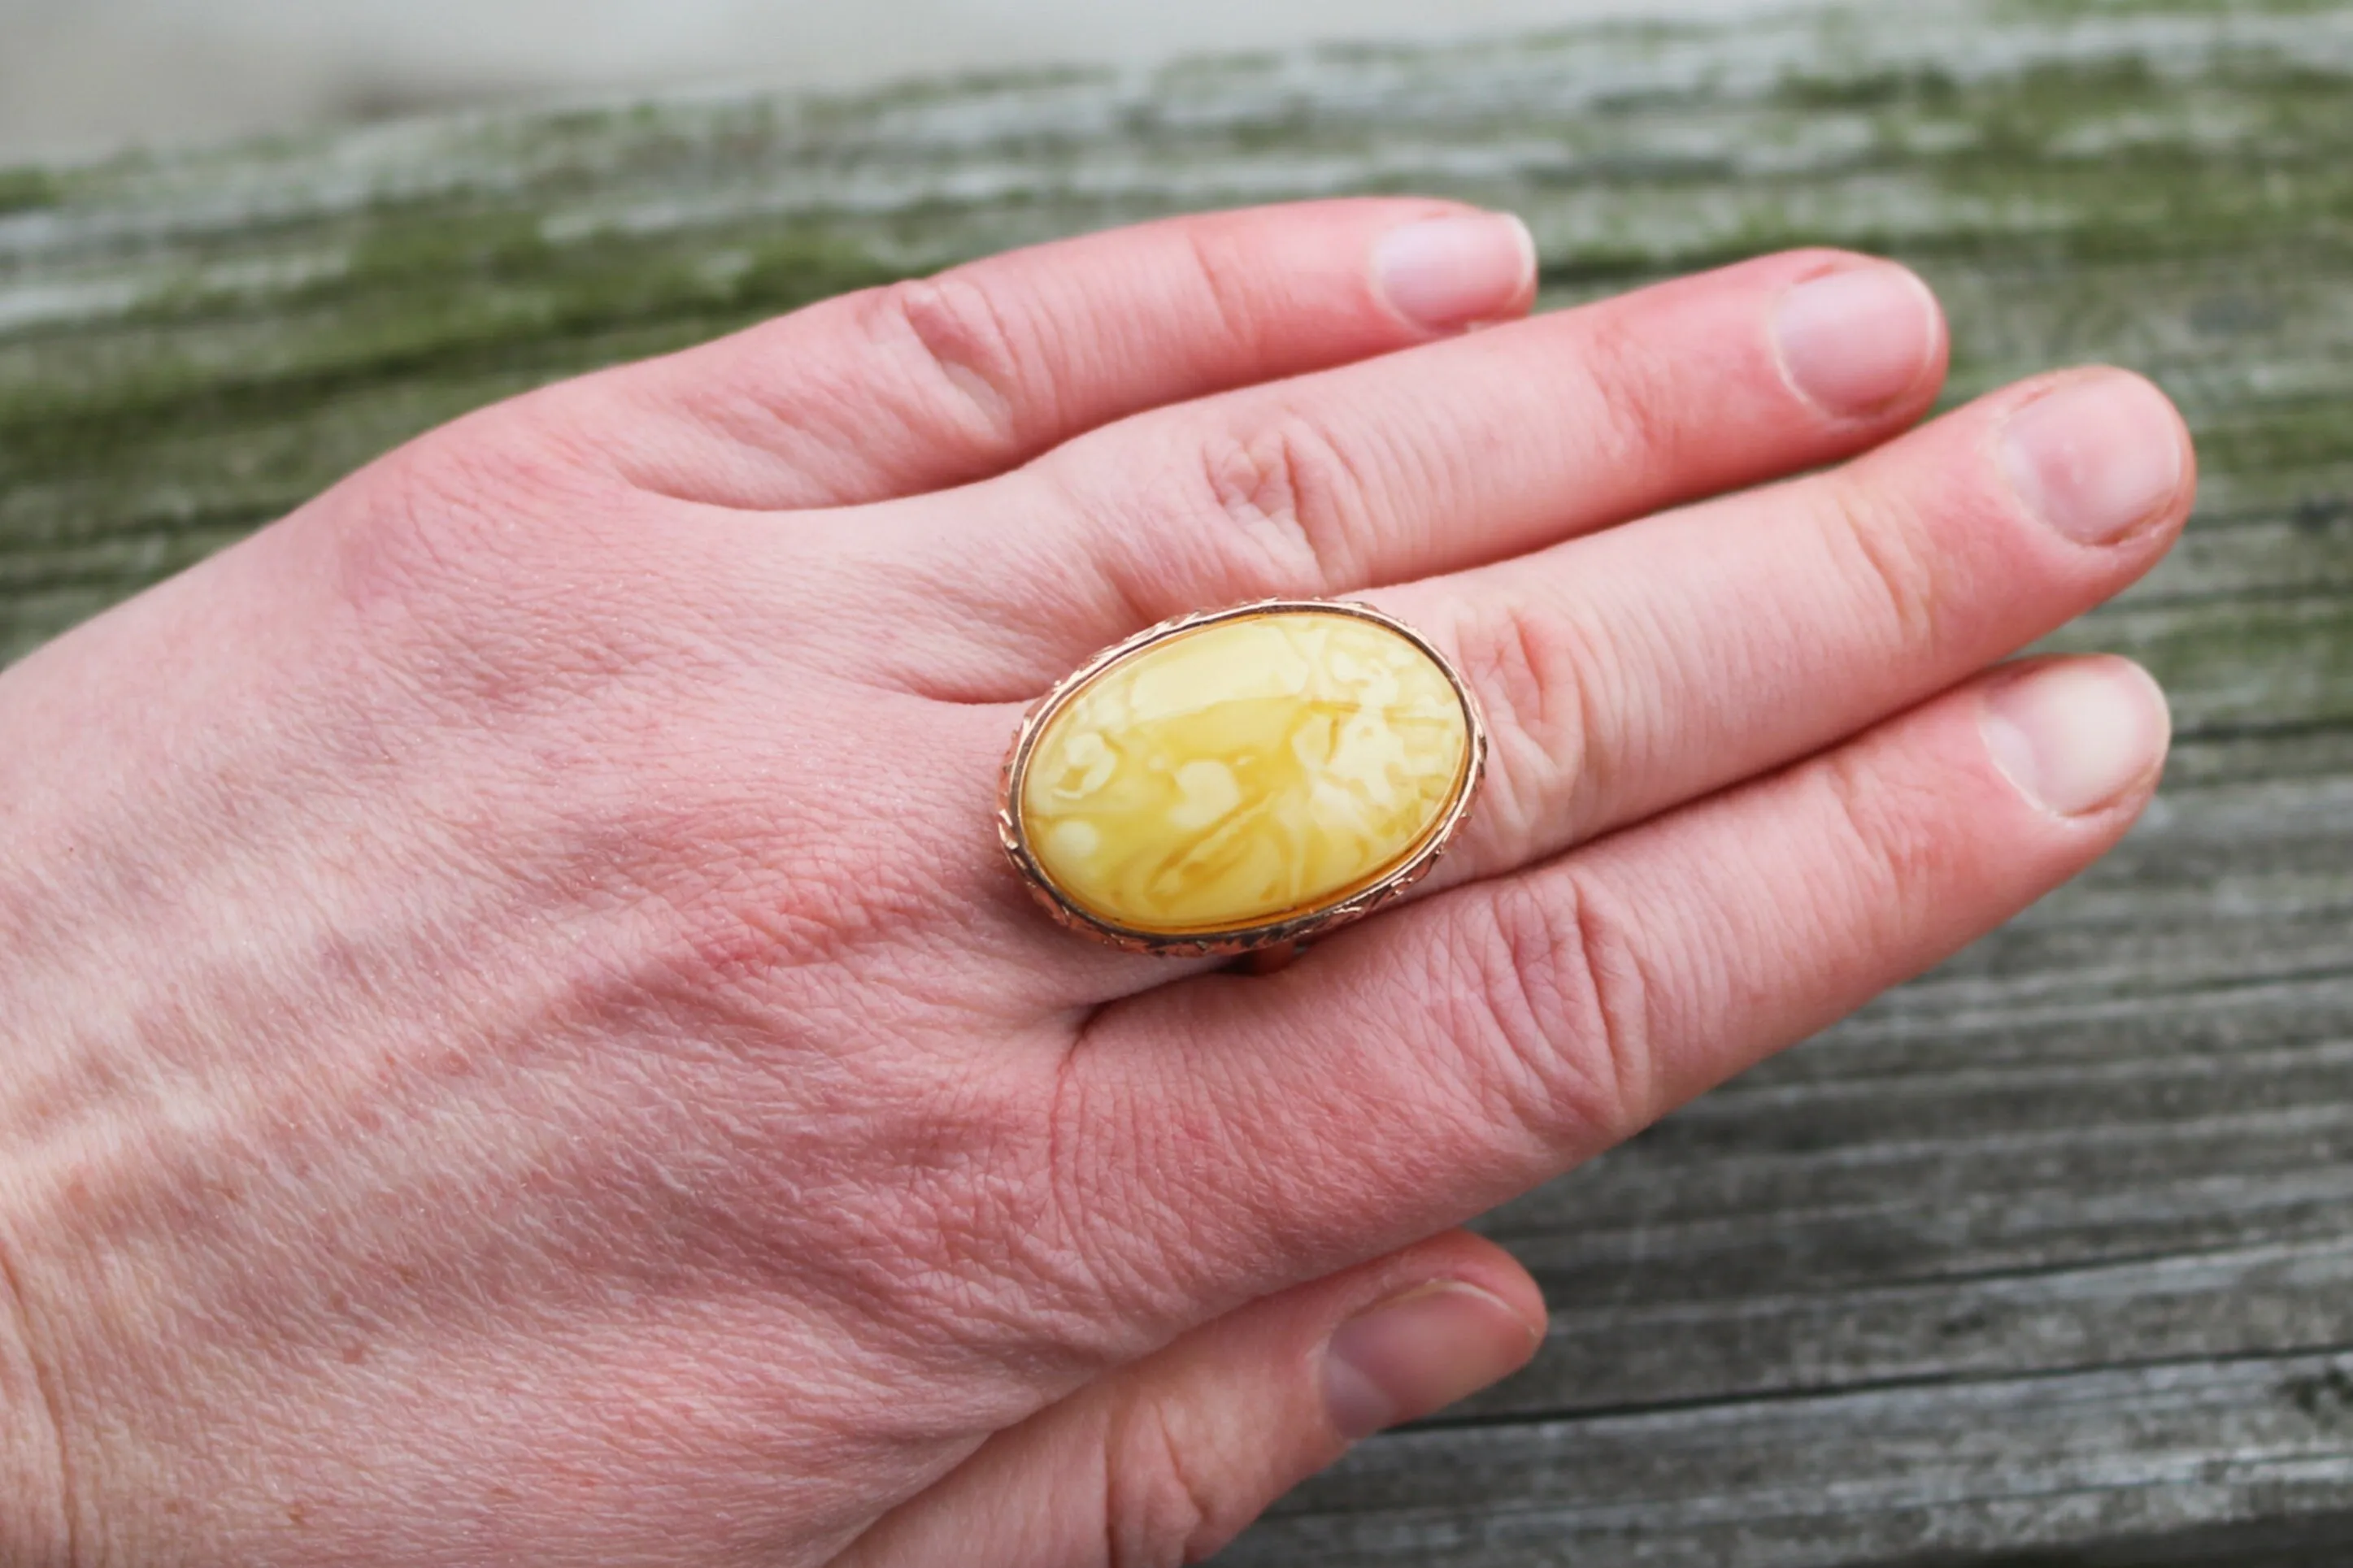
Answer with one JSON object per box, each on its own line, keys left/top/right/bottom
{"left": 1016, "top": 606, "right": 1475, "bottom": 937}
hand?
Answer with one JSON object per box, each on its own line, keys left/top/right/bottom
{"left": 0, "top": 198, "right": 2187, "bottom": 1566}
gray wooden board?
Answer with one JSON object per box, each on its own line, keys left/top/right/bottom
{"left": 6, "top": 2, "right": 2353, "bottom": 1561}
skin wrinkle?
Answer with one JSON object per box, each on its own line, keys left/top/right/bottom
{"left": 1031, "top": 1000, "right": 1204, "bottom": 1352}
{"left": 1563, "top": 865, "right": 1659, "bottom": 1142}
{"left": 1587, "top": 313, "right": 1716, "bottom": 484}
{"left": 1458, "top": 880, "right": 1646, "bottom": 1154}
{"left": 1199, "top": 401, "right": 1416, "bottom": 602}
{"left": 1823, "top": 465, "right": 1949, "bottom": 654}
{"left": 1033, "top": 1027, "right": 1198, "bottom": 1344}
{"left": 1045, "top": 1002, "right": 1272, "bottom": 1347}
{"left": 1816, "top": 738, "right": 1968, "bottom": 930}
{"left": 1194, "top": 417, "right": 1338, "bottom": 601}
{"left": 1424, "top": 927, "right": 1566, "bottom": 1149}
{"left": 631, "top": 957, "right": 1094, "bottom": 1384}
{"left": 1064, "top": 972, "right": 1490, "bottom": 1336}
{"left": 0, "top": 1210, "right": 74, "bottom": 1564}
{"left": 869, "top": 276, "right": 1033, "bottom": 467}
{"left": 1553, "top": 581, "right": 1663, "bottom": 849}
{"left": 1027, "top": 461, "right": 1188, "bottom": 665}
{"left": 1107, "top": 1388, "right": 1220, "bottom": 1568}
{"left": 642, "top": 302, "right": 977, "bottom": 510}
{"left": 1429, "top": 588, "right": 1603, "bottom": 863}
{"left": 619, "top": 319, "right": 893, "bottom": 508}
{"left": 1175, "top": 220, "right": 1269, "bottom": 366}
{"left": 1299, "top": 403, "right": 1403, "bottom": 584}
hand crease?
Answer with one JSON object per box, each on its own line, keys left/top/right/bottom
{"left": 0, "top": 1228, "right": 76, "bottom": 1566}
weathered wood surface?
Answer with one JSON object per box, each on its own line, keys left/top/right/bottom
{"left": 9, "top": 2, "right": 2353, "bottom": 1561}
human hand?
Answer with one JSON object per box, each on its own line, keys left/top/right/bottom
{"left": 0, "top": 198, "right": 2187, "bottom": 1566}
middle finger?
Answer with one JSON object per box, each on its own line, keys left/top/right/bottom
{"left": 1367, "top": 365, "right": 2194, "bottom": 893}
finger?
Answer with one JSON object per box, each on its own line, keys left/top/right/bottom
{"left": 936, "top": 367, "right": 2186, "bottom": 1019}
{"left": 834, "top": 1231, "right": 1541, "bottom": 1568}
{"left": 1053, "top": 657, "right": 2168, "bottom": 1327}
{"left": 855, "top": 249, "right": 1946, "bottom": 696}
{"left": 547, "top": 199, "right": 1537, "bottom": 510}
{"left": 1363, "top": 367, "right": 2193, "bottom": 893}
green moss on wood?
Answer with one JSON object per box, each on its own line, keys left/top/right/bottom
{"left": 0, "top": 167, "right": 59, "bottom": 214}
{"left": 9, "top": 0, "right": 2353, "bottom": 680}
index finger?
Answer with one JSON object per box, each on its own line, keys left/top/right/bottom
{"left": 548, "top": 199, "right": 1538, "bottom": 510}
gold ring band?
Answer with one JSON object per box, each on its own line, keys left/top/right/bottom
{"left": 998, "top": 599, "right": 1486, "bottom": 957}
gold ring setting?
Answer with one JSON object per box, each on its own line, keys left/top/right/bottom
{"left": 998, "top": 599, "right": 1486, "bottom": 957}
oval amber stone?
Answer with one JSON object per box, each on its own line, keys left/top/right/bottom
{"left": 1015, "top": 606, "right": 1474, "bottom": 938}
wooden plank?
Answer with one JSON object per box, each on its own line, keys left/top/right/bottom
{"left": 10, "top": 2, "right": 2353, "bottom": 1562}
{"left": 1237, "top": 1353, "right": 2353, "bottom": 1566}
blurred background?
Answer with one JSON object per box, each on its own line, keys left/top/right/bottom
{"left": 2, "top": 0, "right": 1789, "bottom": 163}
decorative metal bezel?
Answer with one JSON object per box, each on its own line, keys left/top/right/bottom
{"left": 997, "top": 598, "right": 1488, "bottom": 958}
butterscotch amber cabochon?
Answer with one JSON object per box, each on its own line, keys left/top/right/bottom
{"left": 999, "top": 601, "right": 1484, "bottom": 954}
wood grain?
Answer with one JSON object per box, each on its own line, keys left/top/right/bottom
{"left": 7, "top": 2, "right": 2353, "bottom": 1561}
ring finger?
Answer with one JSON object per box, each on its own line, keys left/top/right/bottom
{"left": 1366, "top": 364, "right": 2192, "bottom": 894}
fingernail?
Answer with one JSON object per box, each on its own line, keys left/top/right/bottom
{"left": 1999, "top": 374, "right": 2186, "bottom": 545}
{"left": 1322, "top": 1281, "right": 1542, "bottom": 1441}
{"left": 1981, "top": 658, "right": 2171, "bottom": 817}
{"left": 1772, "top": 263, "right": 1940, "bottom": 416}
{"left": 1373, "top": 212, "right": 1537, "bottom": 332}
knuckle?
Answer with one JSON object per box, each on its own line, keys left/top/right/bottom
{"left": 1446, "top": 597, "right": 1612, "bottom": 842}
{"left": 304, "top": 415, "right": 737, "bottom": 732}
{"left": 1578, "top": 309, "right": 1693, "bottom": 471}
{"left": 327, "top": 432, "right": 519, "bottom": 615}
{"left": 324, "top": 413, "right": 615, "bottom": 623}
{"left": 1445, "top": 875, "right": 1655, "bottom": 1146}
{"left": 1814, "top": 742, "right": 1955, "bottom": 915}
{"left": 1823, "top": 473, "right": 1944, "bottom": 648}
{"left": 1176, "top": 220, "right": 1272, "bottom": 359}
{"left": 863, "top": 273, "right": 1029, "bottom": 454}
{"left": 1194, "top": 410, "right": 1376, "bottom": 594}
{"left": 1104, "top": 1392, "right": 1235, "bottom": 1567}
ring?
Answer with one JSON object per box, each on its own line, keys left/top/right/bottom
{"left": 998, "top": 599, "right": 1487, "bottom": 957}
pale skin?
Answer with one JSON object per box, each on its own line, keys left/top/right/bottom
{"left": 0, "top": 198, "right": 2190, "bottom": 1566}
